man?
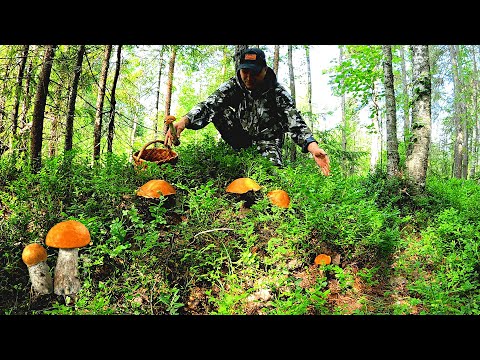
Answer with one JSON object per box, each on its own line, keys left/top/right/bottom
{"left": 165, "top": 47, "right": 330, "bottom": 176}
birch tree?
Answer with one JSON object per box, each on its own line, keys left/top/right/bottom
{"left": 406, "top": 45, "right": 432, "bottom": 192}
{"left": 287, "top": 45, "right": 297, "bottom": 162}
{"left": 470, "top": 46, "right": 479, "bottom": 178}
{"left": 399, "top": 45, "right": 411, "bottom": 142}
{"left": 340, "top": 46, "right": 347, "bottom": 171}
{"left": 305, "top": 45, "right": 313, "bottom": 129}
{"left": 154, "top": 45, "right": 165, "bottom": 139}
{"left": 93, "top": 45, "right": 112, "bottom": 161}
{"left": 449, "top": 45, "right": 468, "bottom": 178}
{"left": 107, "top": 45, "right": 122, "bottom": 153}
{"left": 164, "top": 45, "right": 177, "bottom": 120}
{"left": 382, "top": 45, "right": 400, "bottom": 176}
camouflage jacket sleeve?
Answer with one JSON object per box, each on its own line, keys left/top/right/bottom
{"left": 184, "top": 78, "right": 237, "bottom": 130}
{"left": 275, "top": 84, "right": 317, "bottom": 153}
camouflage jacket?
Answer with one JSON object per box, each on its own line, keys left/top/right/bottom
{"left": 184, "top": 67, "right": 317, "bottom": 153}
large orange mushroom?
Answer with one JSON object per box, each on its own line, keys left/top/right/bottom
{"left": 22, "top": 243, "right": 53, "bottom": 295}
{"left": 136, "top": 179, "right": 176, "bottom": 198}
{"left": 225, "top": 177, "right": 261, "bottom": 194}
{"left": 267, "top": 189, "right": 290, "bottom": 208}
{"left": 45, "top": 220, "right": 91, "bottom": 297}
{"left": 225, "top": 177, "right": 261, "bottom": 208}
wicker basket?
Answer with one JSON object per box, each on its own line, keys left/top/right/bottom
{"left": 132, "top": 139, "right": 178, "bottom": 168}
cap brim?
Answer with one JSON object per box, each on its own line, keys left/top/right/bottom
{"left": 238, "top": 63, "right": 262, "bottom": 75}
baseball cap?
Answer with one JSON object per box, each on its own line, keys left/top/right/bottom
{"left": 238, "top": 48, "right": 267, "bottom": 75}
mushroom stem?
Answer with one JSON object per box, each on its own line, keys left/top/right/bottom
{"left": 53, "top": 248, "right": 81, "bottom": 296}
{"left": 28, "top": 261, "right": 53, "bottom": 295}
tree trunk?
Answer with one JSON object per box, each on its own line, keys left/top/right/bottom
{"left": 470, "top": 46, "right": 479, "bottom": 178}
{"left": 369, "top": 116, "right": 381, "bottom": 171}
{"left": 163, "top": 45, "right": 177, "bottom": 138}
{"left": 449, "top": 45, "right": 467, "bottom": 179}
{"left": 17, "top": 48, "right": 36, "bottom": 160}
{"left": 20, "top": 48, "right": 35, "bottom": 130}
{"left": 287, "top": 45, "right": 297, "bottom": 162}
{"left": 30, "top": 45, "right": 56, "bottom": 174}
{"left": 369, "top": 85, "right": 382, "bottom": 171}
{"left": 399, "top": 45, "right": 411, "bottom": 142}
{"left": 273, "top": 45, "right": 280, "bottom": 75}
{"left": 406, "top": 45, "right": 432, "bottom": 193}
{"left": 107, "top": 45, "right": 122, "bottom": 153}
{"left": 305, "top": 45, "right": 313, "bottom": 129}
{"left": 382, "top": 45, "right": 400, "bottom": 177}
{"left": 93, "top": 45, "right": 112, "bottom": 161}
{"left": 287, "top": 45, "right": 296, "bottom": 102}
{"left": 154, "top": 45, "right": 165, "bottom": 139}
{"left": 65, "top": 45, "right": 85, "bottom": 152}
{"left": 11, "top": 45, "right": 29, "bottom": 140}
{"left": 129, "top": 115, "right": 138, "bottom": 162}
{"left": 48, "top": 81, "right": 62, "bottom": 158}
{"left": 458, "top": 48, "right": 469, "bottom": 179}
{"left": 340, "top": 46, "right": 347, "bottom": 172}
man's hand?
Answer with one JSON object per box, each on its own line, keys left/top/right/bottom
{"left": 164, "top": 116, "right": 189, "bottom": 147}
{"left": 307, "top": 142, "right": 331, "bottom": 176}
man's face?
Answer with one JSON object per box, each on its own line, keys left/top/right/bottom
{"left": 240, "top": 67, "right": 267, "bottom": 90}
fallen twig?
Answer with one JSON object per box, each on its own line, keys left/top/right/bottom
{"left": 193, "top": 228, "right": 235, "bottom": 239}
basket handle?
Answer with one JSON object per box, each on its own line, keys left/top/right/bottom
{"left": 133, "top": 139, "right": 167, "bottom": 162}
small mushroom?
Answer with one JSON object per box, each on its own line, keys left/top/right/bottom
{"left": 267, "top": 189, "right": 290, "bottom": 208}
{"left": 314, "top": 254, "right": 332, "bottom": 266}
{"left": 226, "top": 177, "right": 261, "bottom": 208}
{"left": 22, "top": 243, "right": 53, "bottom": 295}
{"left": 45, "top": 220, "right": 91, "bottom": 297}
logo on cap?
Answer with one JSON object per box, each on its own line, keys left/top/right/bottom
{"left": 245, "top": 54, "right": 257, "bottom": 61}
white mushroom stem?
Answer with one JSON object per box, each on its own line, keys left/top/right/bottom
{"left": 28, "top": 261, "right": 53, "bottom": 295}
{"left": 53, "top": 248, "right": 81, "bottom": 296}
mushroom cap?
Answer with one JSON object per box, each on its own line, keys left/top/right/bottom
{"left": 136, "top": 179, "right": 176, "bottom": 198}
{"left": 225, "top": 177, "right": 261, "bottom": 194}
{"left": 165, "top": 115, "right": 176, "bottom": 124}
{"left": 267, "top": 189, "right": 290, "bottom": 208}
{"left": 314, "top": 254, "right": 331, "bottom": 266}
{"left": 22, "top": 243, "right": 48, "bottom": 266}
{"left": 45, "top": 220, "right": 91, "bottom": 249}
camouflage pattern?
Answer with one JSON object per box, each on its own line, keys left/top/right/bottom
{"left": 184, "top": 67, "right": 317, "bottom": 166}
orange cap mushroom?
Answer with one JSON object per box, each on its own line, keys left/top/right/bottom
{"left": 165, "top": 115, "right": 176, "bottom": 124}
{"left": 136, "top": 179, "right": 176, "bottom": 198}
{"left": 267, "top": 189, "right": 290, "bottom": 208}
{"left": 225, "top": 177, "right": 261, "bottom": 194}
{"left": 45, "top": 220, "right": 91, "bottom": 249}
{"left": 22, "top": 243, "right": 48, "bottom": 267}
{"left": 22, "top": 243, "right": 53, "bottom": 295}
{"left": 45, "top": 220, "right": 91, "bottom": 297}
{"left": 314, "top": 254, "right": 331, "bottom": 266}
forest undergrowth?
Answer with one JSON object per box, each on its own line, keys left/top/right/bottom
{"left": 1, "top": 135, "right": 480, "bottom": 315}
